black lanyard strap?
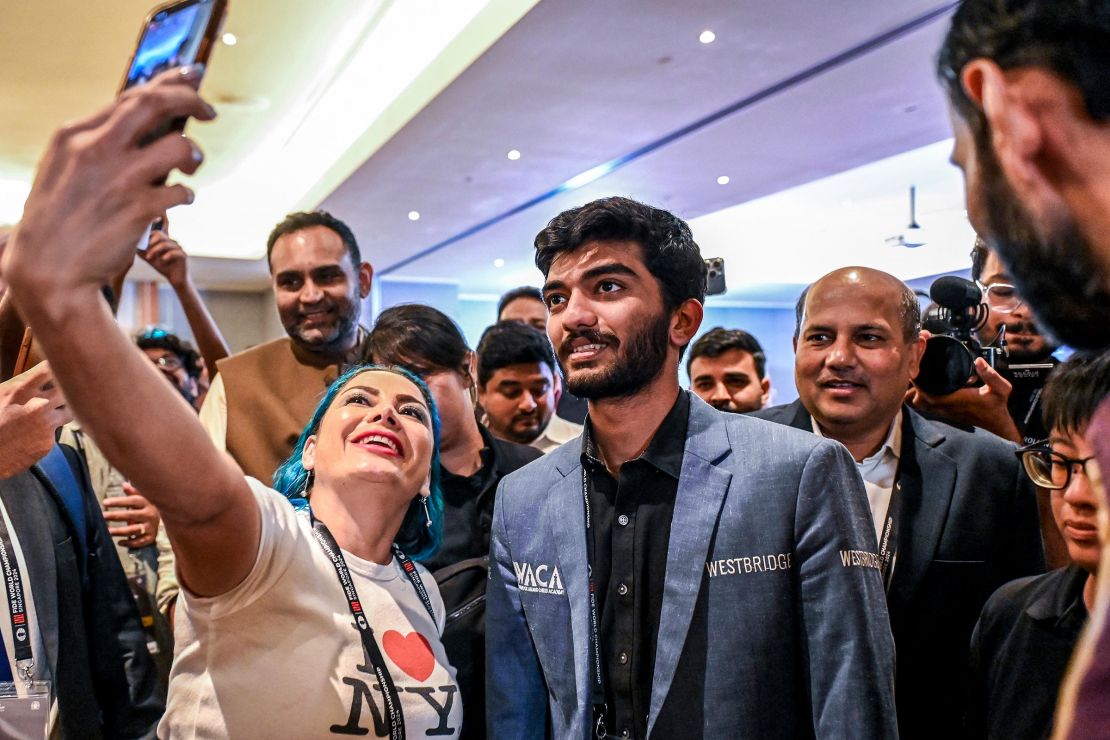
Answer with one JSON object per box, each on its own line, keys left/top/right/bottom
{"left": 0, "top": 510, "right": 34, "bottom": 686}
{"left": 309, "top": 512, "right": 436, "bottom": 740}
{"left": 580, "top": 427, "right": 608, "bottom": 739}
{"left": 877, "top": 412, "right": 916, "bottom": 593}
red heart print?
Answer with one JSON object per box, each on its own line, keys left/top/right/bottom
{"left": 382, "top": 631, "right": 435, "bottom": 682}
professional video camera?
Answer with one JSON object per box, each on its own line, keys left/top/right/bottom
{"left": 914, "top": 276, "right": 1008, "bottom": 395}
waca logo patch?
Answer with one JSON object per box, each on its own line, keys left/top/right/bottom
{"left": 512, "top": 560, "right": 565, "bottom": 595}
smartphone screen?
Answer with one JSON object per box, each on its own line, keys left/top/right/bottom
{"left": 123, "top": 0, "right": 218, "bottom": 90}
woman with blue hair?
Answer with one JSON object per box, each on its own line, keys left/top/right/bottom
{"left": 156, "top": 363, "right": 461, "bottom": 737}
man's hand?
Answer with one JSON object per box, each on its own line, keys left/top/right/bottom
{"left": 0, "top": 66, "right": 215, "bottom": 300}
{"left": 103, "top": 482, "right": 161, "bottom": 549}
{"left": 908, "top": 356, "right": 1022, "bottom": 442}
{"left": 0, "top": 362, "right": 73, "bottom": 477}
{"left": 142, "top": 229, "right": 190, "bottom": 290}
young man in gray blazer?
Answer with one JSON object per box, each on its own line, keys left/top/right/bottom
{"left": 486, "top": 197, "right": 898, "bottom": 739}
{"left": 753, "top": 267, "right": 1045, "bottom": 738}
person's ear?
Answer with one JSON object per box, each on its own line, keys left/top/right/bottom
{"left": 464, "top": 351, "right": 477, "bottom": 389}
{"left": 671, "top": 299, "right": 704, "bottom": 348}
{"left": 358, "top": 262, "right": 374, "bottom": 299}
{"left": 552, "top": 370, "right": 563, "bottom": 405}
{"left": 907, "top": 332, "right": 927, "bottom": 381}
{"left": 963, "top": 59, "right": 1045, "bottom": 193}
{"left": 301, "top": 435, "right": 318, "bottom": 472}
{"left": 760, "top": 376, "right": 772, "bottom": 408}
{"left": 420, "top": 473, "right": 431, "bottom": 498}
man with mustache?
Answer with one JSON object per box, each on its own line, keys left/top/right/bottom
{"left": 487, "top": 197, "right": 897, "bottom": 738}
{"left": 687, "top": 327, "right": 771, "bottom": 413}
{"left": 935, "top": 3, "right": 1110, "bottom": 732}
{"left": 199, "top": 210, "right": 372, "bottom": 481}
{"left": 475, "top": 320, "right": 582, "bottom": 453}
{"left": 752, "top": 266, "right": 1044, "bottom": 738}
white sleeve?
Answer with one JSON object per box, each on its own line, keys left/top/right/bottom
{"left": 180, "top": 477, "right": 309, "bottom": 620}
{"left": 198, "top": 373, "right": 228, "bottom": 451}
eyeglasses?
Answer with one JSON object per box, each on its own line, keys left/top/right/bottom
{"left": 1015, "top": 442, "right": 1096, "bottom": 490}
{"left": 153, "top": 354, "right": 183, "bottom": 371}
{"left": 978, "top": 281, "right": 1025, "bottom": 314}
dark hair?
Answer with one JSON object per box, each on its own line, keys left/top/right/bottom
{"left": 272, "top": 364, "right": 443, "bottom": 561}
{"left": 938, "top": 0, "right": 1110, "bottom": 141}
{"left": 497, "top": 286, "right": 544, "bottom": 319}
{"left": 366, "top": 304, "right": 471, "bottom": 378}
{"left": 794, "top": 278, "right": 921, "bottom": 342}
{"left": 135, "top": 327, "right": 201, "bottom": 379}
{"left": 266, "top": 210, "right": 361, "bottom": 270}
{"left": 686, "top": 327, "right": 767, "bottom": 379}
{"left": 476, "top": 321, "right": 556, "bottom": 387}
{"left": 533, "top": 196, "right": 707, "bottom": 314}
{"left": 970, "top": 236, "right": 990, "bottom": 283}
{"left": 1041, "top": 351, "right": 1110, "bottom": 436}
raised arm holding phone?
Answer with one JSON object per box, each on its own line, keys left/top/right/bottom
{"left": 2, "top": 67, "right": 461, "bottom": 737}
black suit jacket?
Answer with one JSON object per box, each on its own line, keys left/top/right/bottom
{"left": 0, "top": 447, "right": 164, "bottom": 739}
{"left": 751, "top": 401, "right": 1045, "bottom": 738}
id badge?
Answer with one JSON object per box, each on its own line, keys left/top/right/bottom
{"left": 0, "top": 680, "right": 52, "bottom": 740}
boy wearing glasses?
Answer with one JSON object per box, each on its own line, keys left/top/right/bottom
{"left": 966, "top": 351, "right": 1110, "bottom": 739}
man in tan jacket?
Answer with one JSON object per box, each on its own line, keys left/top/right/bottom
{"left": 199, "top": 210, "right": 372, "bottom": 482}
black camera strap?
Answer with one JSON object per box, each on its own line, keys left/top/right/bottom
{"left": 309, "top": 511, "right": 436, "bottom": 740}
{"left": 580, "top": 426, "right": 609, "bottom": 739}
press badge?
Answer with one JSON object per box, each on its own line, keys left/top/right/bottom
{"left": 0, "top": 680, "right": 51, "bottom": 740}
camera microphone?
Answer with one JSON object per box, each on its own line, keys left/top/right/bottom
{"left": 929, "top": 276, "right": 981, "bottom": 310}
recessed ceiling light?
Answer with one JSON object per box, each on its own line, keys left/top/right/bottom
{"left": 699, "top": 30, "right": 716, "bottom": 44}
{"left": 506, "top": 149, "right": 521, "bottom": 161}
{"left": 717, "top": 175, "right": 730, "bottom": 185}
{"left": 222, "top": 32, "right": 238, "bottom": 46}
{"left": 493, "top": 258, "right": 505, "bottom": 268}
{"left": 407, "top": 211, "right": 420, "bottom": 221}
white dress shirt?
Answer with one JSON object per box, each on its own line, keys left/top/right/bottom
{"left": 813, "top": 410, "right": 902, "bottom": 542}
{"left": 530, "top": 414, "right": 584, "bottom": 454}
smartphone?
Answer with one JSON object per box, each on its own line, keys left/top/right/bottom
{"left": 121, "top": 0, "right": 227, "bottom": 250}
{"left": 705, "top": 257, "right": 727, "bottom": 296}
{"left": 120, "top": 0, "right": 228, "bottom": 94}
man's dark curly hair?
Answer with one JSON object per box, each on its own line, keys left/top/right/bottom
{"left": 533, "top": 196, "right": 706, "bottom": 315}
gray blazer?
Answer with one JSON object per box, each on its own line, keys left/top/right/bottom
{"left": 486, "top": 394, "right": 898, "bottom": 739}
{"left": 0, "top": 453, "right": 164, "bottom": 739}
{"left": 752, "top": 401, "right": 1045, "bottom": 737}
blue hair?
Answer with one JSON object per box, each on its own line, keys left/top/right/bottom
{"left": 273, "top": 363, "right": 444, "bottom": 561}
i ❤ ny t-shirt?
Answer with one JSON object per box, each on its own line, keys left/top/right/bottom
{"left": 160, "top": 478, "right": 461, "bottom": 738}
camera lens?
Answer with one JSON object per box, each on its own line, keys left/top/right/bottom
{"left": 915, "top": 335, "right": 975, "bottom": 395}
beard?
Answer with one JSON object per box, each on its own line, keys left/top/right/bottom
{"left": 975, "top": 133, "right": 1110, "bottom": 351}
{"left": 287, "top": 300, "right": 361, "bottom": 356}
{"left": 557, "top": 310, "right": 670, "bottom": 400}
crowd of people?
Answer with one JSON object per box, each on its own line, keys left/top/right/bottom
{"left": 0, "top": 0, "right": 1109, "bottom": 737}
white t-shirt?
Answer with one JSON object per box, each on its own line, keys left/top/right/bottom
{"left": 160, "top": 478, "right": 461, "bottom": 739}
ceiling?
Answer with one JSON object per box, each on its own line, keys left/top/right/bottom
{"left": 2, "top": 1, "right": 969, "bottom": 298}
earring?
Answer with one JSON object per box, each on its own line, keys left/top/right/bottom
{"left": 420, "top": 495, "right": 432, "bottom": 528}
{"left": 301, "top": 470, "right": 314, "bottom": 497}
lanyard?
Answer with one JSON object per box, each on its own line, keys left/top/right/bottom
{"left": 309, "top": 512, "right": 436, "bottom": 740}
{"left": 876, "top": 412, "right": 915, "bottom": 593}
{"left": 580, "top": 427, "right": 609, "bottom": 739}
{"left": 876, "top": 472, "right": 902, "bottom": 593}
{"left": 0, "top": 510, "right": 34, "bottom": 687}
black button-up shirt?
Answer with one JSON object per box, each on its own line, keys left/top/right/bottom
{"left": 422, "top": 424, "right": 542, "bottom": 571}
{"left": 582, "top": 391, "right": 689, "bottom": 739}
